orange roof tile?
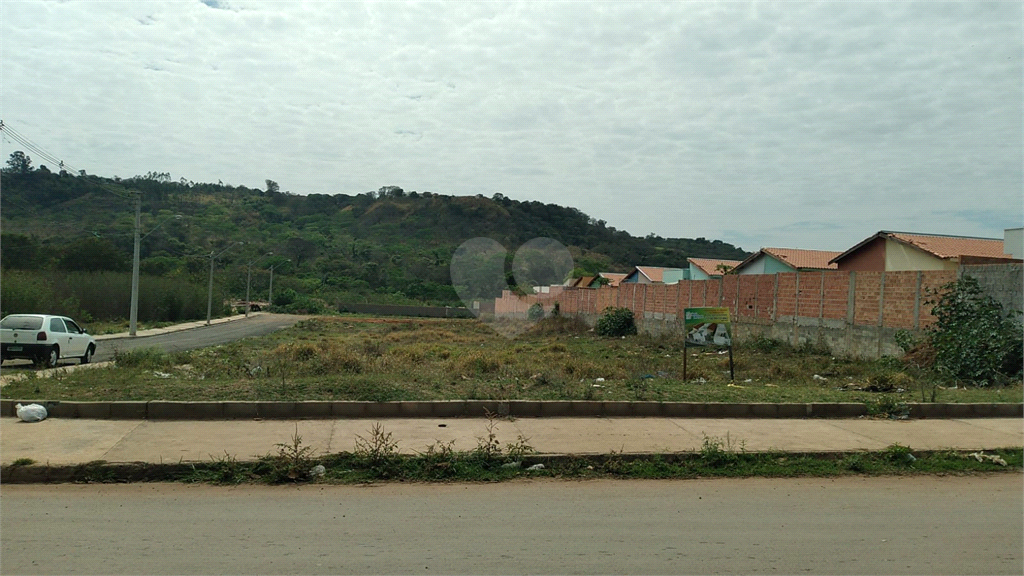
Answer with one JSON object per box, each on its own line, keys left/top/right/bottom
{"left": 762, "top": 247, "right": 842, "bottom": 270}
{"left": 634, "top": 266, "right": 667, "bottom": 282}
{"left": 886, "top": 232, "right": 1009, "bottom": 259}
{"left": 598, "top": 272, "right": 627, "bottom": 287}
{"left": 687, "top": 258, "right": 743, "bottom": 276}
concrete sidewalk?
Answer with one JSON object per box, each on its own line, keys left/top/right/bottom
{"left": 2, "top": 416, "right": 1021, "bottom": 466}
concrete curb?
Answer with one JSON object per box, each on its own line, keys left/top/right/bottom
{"left": 1, "top": 399, "right": 1021, "bottom": 420}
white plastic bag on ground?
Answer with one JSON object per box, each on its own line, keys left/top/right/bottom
{"left": 15, "top": 403, "right": 47, "bottom": 422}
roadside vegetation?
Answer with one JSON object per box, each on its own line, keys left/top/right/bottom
{"left": 6, "top": 421, "right": 1020, "bottom": 485}
{"left": 4, "top": 314, "right": 1020, "bottom": 405}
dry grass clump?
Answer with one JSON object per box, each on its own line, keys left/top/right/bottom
{"left": 270, "top": 341, "right": 364, "bottom": 375}
{"left": 562, "top": 357, "right": 605, "bottom": 380}
{"left": 527, "top": 315, "right": 592, "bottom": 336}
{"left": 901, "top": 342, "right": 937, "bottom": 369}
{"left": 453, "top": 351, "right": 503, "bottom": 376}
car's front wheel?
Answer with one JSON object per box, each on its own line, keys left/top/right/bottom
{"left": 81, "top": 345, "right": 94, "bottom": 365}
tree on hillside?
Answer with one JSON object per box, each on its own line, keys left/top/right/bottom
{"left": 4, "top": 151, "right": 32, "bottom": 174}
{"left": 58, "top": 237, "right": 131, "bottom": 272}
{"left": 285, "top": 236, "right": 319, "bottom": 267}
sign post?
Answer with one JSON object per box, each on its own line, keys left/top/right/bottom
{"left": 682, "top": 307, "right": 734, "bottom": 381}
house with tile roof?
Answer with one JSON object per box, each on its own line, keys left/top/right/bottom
{"left": 594, "top": 272, "right": 627, "bottom": 287}
{"left": 829, "top": 231, "right": 1019, "bottom": 272}
{"left": 622, "top": 266, "right": 687, "bottom": 284}
{"left": 732, "top": 247, "right": 842, "bottom": 275}
{"left": 565, "top": 275, "right": 598, "bottom": 288}
{"left": 687, "top": 257, "right": 744, "bottom": 280}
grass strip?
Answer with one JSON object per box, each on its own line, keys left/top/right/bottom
{"left": 5, "top": 447, "right": 1020, "bottom": 485}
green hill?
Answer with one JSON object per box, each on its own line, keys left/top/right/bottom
{"left": 1, "top": 159, "right": 749, "bottom": 318}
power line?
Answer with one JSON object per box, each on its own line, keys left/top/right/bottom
{"left": 0, "top": 120, "right": 134, "bottom": 200}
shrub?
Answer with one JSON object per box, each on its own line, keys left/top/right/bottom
{"left": 595, "top": 307, "right": 637, "bottom": 337}
{"left": 113, "top": 347, "right": 172, "bottom": 370}
{"left": 925, "top": 276, "right": 1023, "bottom": 385}
{"left": 527, "top": 303, "right": 545, "bottom": 321}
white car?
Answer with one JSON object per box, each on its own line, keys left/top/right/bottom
{"left": 0, "top": 314, "right": 97, "bottom": 367}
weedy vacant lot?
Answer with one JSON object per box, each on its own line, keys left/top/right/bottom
{"left": 3, "top": 315, "right": 1021, "bottom": 406}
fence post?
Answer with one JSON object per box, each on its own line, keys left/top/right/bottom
{"left": 847, "top": 271, "right": 856, "bottom": 327}
{"left": 793, "top": 272, "right": 801, "bottom": 346}
{"left": 913, "top": 271, "right": 923, "bottom": 330}
{"left": 877, "top": 272, "right": 887, "bottom": 358}
{"left": 772, "top": 273, "right": 779, "bottom": 322}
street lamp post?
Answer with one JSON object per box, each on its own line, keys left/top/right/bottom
{"left": 206, "top": 242, "right": 244, "bottom": 325}
{"left": 129, "top": 205, "right": 183, "bottom": 337}
{"left": 245, "top": 252, "right": 274, "bottom": 318}
{"left": 129, "top": 192, "right": 141, "bottom": 336}
{"left": 268, "top": 259, "right": 290, "bottom": 306}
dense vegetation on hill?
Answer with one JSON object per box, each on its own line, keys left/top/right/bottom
{"left": 1, "top": 152, "right": 748, "bottom": 318}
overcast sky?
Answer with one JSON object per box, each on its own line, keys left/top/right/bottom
{"left": 2, "top": 1, "right": 1021, "bottom": 253}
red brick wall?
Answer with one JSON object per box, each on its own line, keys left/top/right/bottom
{"left": 882, "top": 271, "right": 918, "bottom": 329}
{"left": 492, "top": 269, "right": 954, "bottom": 331}
{"left": 776, "top": 273, "right": 798, "bottom": 317}
{"left": 853, "top": 272, "right": 882, "bottom": 325}
{"left": 822, "top": 271, "right": 850, "bottom": 320}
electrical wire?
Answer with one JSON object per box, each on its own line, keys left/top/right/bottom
{"left": 0, "top": 120, "right": 134, "bottom": 200}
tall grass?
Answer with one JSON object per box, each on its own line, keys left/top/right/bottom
{"left": 1, "top": 270, "right": 221, "bottom": 322}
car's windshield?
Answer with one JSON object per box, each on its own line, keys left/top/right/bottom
{"left": 1, "top": 315, "right": 43, "bottom": 330}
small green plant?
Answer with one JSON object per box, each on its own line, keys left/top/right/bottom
{"left": 882, "top": 443, "right": 916, "bottom": 466}
{"left": 474, "top": 412, "right": 504, "bottom": 462}
{"left": 353, "top": 422, "right": 400, "bottom": 473}
{"left": 868, "top": 395, "right": 909, "bottom": 419}
{"left": 203, "top": 452, "right": 249, "bottom": 484}
{"left": 841, "top": 453, "right": 867, "bottom": 472}
{"left": 527, "top": 303, "right": 545, "bottom": 321}
{"left": 11, "top": 458, "right": 35, "bottom": 466}
{"left": 596, "top": 307, "right": 637, "bottom": 337}
{"left": 743, "top": 334, "right": 785, "bottom": 353}
{"left": 505, "top": 434, "right": 535, "bottom": 462}
{"left": 273, "top": 425, "right": 318, "bottom": 481}
{"left": 699, "top": 433, "right": 742, "bottom": 466}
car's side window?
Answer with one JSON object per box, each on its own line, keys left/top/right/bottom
{"left": 64, "top": 319, "right": 82, "bottom": 334}
{"left": 49, "top": 318, "right": 67, "bottom": 333}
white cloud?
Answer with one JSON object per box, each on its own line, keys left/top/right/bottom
{"left": 1, "top": 0, "right": 1020, "bottom": 253}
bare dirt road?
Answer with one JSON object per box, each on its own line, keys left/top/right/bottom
{"left": 2, "top": 475, "right": 1020, "bottom": 575}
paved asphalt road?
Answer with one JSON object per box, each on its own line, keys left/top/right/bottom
{"left": 93, "top": 314, "right": 306, "bottom": 362}
{"left": 2, "top": 475, "right": 1021, "bottom": 575}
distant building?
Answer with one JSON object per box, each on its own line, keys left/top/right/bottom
{"left": 829, "top": 231, "right": 1017, "bottom": 272}
{"left": 733, "top": 248, "right": 841, "bottom": 275}
{"left": 1005, "top": 228, "right": 1023, "bottom": 260}
{"left": 595, "top": 272, "right": 627, "bottom": 287}
{"left": 687, "top": 257, "right": 743, "bottom": 280}
{"left": 622, "top": 266, "right": 687, "bottom": 284}
{"left": 566, "top": 276, "right": 598, "bottom": 288}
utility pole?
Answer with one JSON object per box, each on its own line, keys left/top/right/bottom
{"left": 206, "top": 242, "right": 244, "bottom": 325}
{"left": 268, "top": 259, "right": 290, "bottom": 305}
{"left": 129, "top": 191, "right": 142, "bottom": 336}
{"left": 245, "top": 253, "right": 273, "bottom": 318}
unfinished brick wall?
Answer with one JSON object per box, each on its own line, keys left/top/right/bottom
{"left": 493, "top": 269, "right": 975, "bottom": 336}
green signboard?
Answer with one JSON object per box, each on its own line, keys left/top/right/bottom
{"left": 683, "top": 307, "right": 732, "bottom": 347}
